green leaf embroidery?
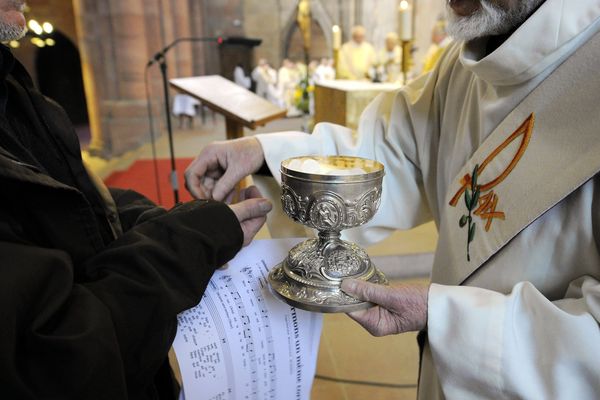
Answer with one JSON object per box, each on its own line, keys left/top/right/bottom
{"left": 469, "top": 223, "right": 476, "bottom": 243}
{"left": 472, "top": 189, "right": 480, "bottom": 210}
{"left": 465, "top": 188, "right": 472, "bottom": 210}
{"left": 458, "top": 164, "right": 481, "bottom": 262}
{"left": 471, "top": 164, "right": 479, "bottom": 188}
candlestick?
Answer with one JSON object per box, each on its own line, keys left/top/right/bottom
{"left": 401, "top": 40, "right": 412, "bottom": 85}
{"left": 398, "top": 0, "right": 413, "bottom": 41}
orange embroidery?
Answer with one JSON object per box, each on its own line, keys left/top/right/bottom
{"left": 473, "top": 191, "right": 506, "bottom": 231}
{"left": 451, "top": 114, "right": 535, "bottom": 262}
{"left": 449, "top": 113, "right": 535, "bottom": 231}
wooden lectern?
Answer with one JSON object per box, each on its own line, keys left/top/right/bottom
{"left": 170, "top": 75, "right": 286, "bottom": 140}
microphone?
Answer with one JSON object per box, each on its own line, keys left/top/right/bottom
{"left": 146, "top": 52, "right": 165, "bottom": 67}
{"left": 146, "top": 36, "right": 222, "bottom": 67}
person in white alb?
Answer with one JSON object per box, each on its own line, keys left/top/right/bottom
{"left": 251, "top": 58, "right": 277, "bottom": 101}
{"left": 313, "top": 58, "right": 335, "bottom": 83}
{"left": 376, "top": 32, "right": 402, "bottom": 83}
{"left": 185, "top": 0, "right": 600, "bottom": 398}
{"left": 233, "top": 64, "right": 251, "bottom": 90}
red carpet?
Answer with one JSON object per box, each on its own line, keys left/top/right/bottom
{"left": 104, "top": 158, "right": 194, "bottom": 209}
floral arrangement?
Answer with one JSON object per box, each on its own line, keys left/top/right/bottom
{"left": 293, "top": 75, "right": 314, "bottom": 115}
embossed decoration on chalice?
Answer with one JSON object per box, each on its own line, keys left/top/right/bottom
{"left": 268, "top": 156, "right": 388, "bottom": 313}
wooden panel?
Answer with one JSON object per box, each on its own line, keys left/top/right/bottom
{"left": 314, "top": 84, "right": 347, "bottom": 127}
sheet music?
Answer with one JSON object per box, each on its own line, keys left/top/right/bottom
{"left": 174, "top": 239, "right": 323, "bottom": 400}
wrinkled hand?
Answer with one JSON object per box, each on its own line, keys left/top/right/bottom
{"left": 228, "top": 186, "right": 272, "bottom": 246}
{"left": 341, "top": 279, "right": 429, "bottom": 336}
{"left": 185, "top": 137, "right": 265, "bottom": 201}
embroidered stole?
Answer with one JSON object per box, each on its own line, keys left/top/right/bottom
{"left": 432, "top": 30, "right": 600, "bottom": 286}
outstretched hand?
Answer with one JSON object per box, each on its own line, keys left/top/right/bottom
{"left": 228, "top": 186, "right": 272, "bottom": 246}
{"left": 341, "top": 279, "right": 429, "bottom": 336}
{"left": 185, "top": 137, "right": 265, "bottom": 201}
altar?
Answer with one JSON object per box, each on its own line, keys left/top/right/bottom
{"left": 313, "top": 80, "right": 402, "bottom": 131}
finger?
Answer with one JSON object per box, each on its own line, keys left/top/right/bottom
{"left": 205, "top": 168, "right": 224, "bottom": 180}
{"left": 213, "top": 168, "right": 245, "bottom": 202}
{"left": 341, "top": 279, "right": 398, "bottom": 310}
{"left": 223, "top": 189, "right": 235, "bottom": 205}
{"left": 184, "top": 169, "right": 204, "bottom": 199}
{"left": 185, "top": 156, "right": 209, "bottom": 182}
{"left": 242, "top": 185, "right": 263, "bottom": 200}
{"left": 232, "top": 198, "right": 273, "bottom": 221}
{"left": 240, "top": 215, "right": 267, "bottom": 246}
{"left": 235, "top": 186, "right": 261, "bottom": 203}
{"left": 346, "top": 306, "right": 398, "bottom": 337}
{"left": 194, "top": 176, "right": 214, "bottom": 200}
{"left": 185, "top": 152, "right": 216, "bottom": 198}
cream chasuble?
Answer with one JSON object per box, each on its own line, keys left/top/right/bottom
{"left": 337, "top": 41, "right": 377, "bottom": 80}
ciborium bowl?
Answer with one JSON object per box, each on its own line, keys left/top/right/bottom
{"left": 268, "top": 156, "right": 388, "bottom": 313}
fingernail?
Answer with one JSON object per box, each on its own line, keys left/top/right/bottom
{"left": 259, "top": 199, "right": 272, "bottom": 213}
{"left": 341, "top": 279, "right": 357, "bottom": 294}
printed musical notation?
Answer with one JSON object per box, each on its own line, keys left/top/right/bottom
{"left": 174, "top": 239, "right": 323, "bottom": 400}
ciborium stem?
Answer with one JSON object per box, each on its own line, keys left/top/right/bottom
{"left": 318, "top": 230, "right": 340, "bottom": 246}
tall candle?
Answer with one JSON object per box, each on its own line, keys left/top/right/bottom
{"left": 398, "top": 1, "right": 413, "bottom": 41}
{"left": 332, "top": 25, "right": 342, "bottom": 50}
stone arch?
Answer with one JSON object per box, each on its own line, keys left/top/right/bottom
{"left": 35, "top": 30, "right": 90, "bottom": 145}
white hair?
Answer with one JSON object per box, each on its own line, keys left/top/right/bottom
{"left": 446, "top": 0, "right": 545, "bottom": 42}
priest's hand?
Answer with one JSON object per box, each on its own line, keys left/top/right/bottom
{"left": 341, "top": 279, "right": 429, "bottom": 336}
{"left": 228, "top": 186, "right": 272, "bottom": 246}
{"left": 185, "top": 137, "right": 265, "bottom": 201}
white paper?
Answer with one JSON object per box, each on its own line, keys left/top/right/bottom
{"left": 174, "top": 239, "right": 323, "bottom": 400}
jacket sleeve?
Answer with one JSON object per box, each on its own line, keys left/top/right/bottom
{"left": 427, "top": 277, "right": 600, "bottom": 399}
{"left": 109, "top": 187, "right": 168, "bottom": 231}
{"left": 0, "top": 200, "right": 243, "bottom": 399}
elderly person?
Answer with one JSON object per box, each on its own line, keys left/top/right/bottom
{"left": 0, "top": 1, "right": 272, "bottom": 398}
{"left": 377, "top": 31, "right": 403, "bottom": 83}
{"left": 186, "top": 0, "right": 600, "bottom": 398}
{"left": 337, "top": 25, "right": 377, "bottom": 80}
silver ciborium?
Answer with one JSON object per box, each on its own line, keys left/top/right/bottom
{"left": 268, "top": 156, "right": 388, "bottom": 313}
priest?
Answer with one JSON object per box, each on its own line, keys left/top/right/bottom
{"left": 336, "top": 25, "right": 377, "bottom": 80}
{"left": 186, "top": 0, "right": 600, "bottom": 398}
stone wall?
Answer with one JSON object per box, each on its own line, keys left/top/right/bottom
{"left": 8, "top": 0, "right": 447, "bottom": 157}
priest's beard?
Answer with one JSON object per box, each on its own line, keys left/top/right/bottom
{"left": 446, "top": 0, "right": 545, "bottom": 42}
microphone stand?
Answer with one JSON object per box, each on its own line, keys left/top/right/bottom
{"left": 148, "top": 37, "right": 220, "bottom": 204}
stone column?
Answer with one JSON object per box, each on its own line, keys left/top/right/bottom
{"left": 72, "top": 0, "right": 107, "bottom": 155}
{"left": 74, "top": 0, "right": 207, "bottom": 156}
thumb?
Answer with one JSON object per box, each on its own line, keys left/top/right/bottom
{"left": 341, "top": 279, "right": 394, "bottom": 309}
{"left": 232, "top": 198, "right": 273, "bottom": 222}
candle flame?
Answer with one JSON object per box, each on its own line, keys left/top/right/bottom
{"left": 400, "top": 0, "right": 409, "bottom": 10}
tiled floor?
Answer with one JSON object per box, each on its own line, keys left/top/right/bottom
{"left": 88, "top": 114, "right": 438, "bottom": 400}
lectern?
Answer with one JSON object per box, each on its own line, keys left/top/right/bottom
{"left": 170, "top": 75, "right": 286, "bottom": 140}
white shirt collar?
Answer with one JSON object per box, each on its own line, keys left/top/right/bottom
{"left": 459, "top": 0, "right": 600, "bottom": 85}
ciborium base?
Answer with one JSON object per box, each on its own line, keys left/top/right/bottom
{"left": 268, "top": 238, "right": 388, "bottom": 313}
{"left": 268, "top": 263, "right": 387, "bottom": 313}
